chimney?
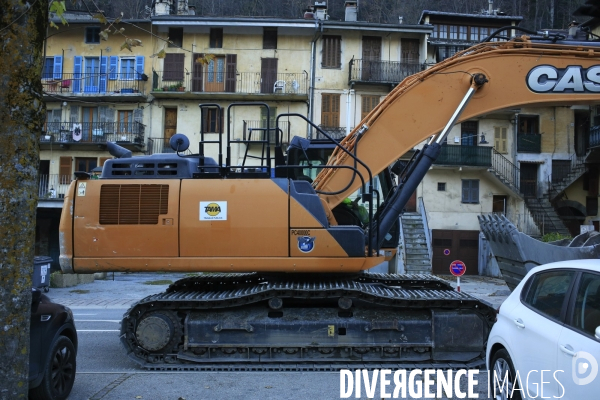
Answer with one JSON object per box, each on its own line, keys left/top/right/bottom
{"left": 398, "top": 16, "right": 403, "bottom": 24}
{"left": 314, "top": 1, "right": 328, "bottom": 20}
{"left": 489, "top": 0, "right": 493, "bottom": 14}
{"left": 177, "top": 0, "right": 189, "bottom": 15}
{"left": 345, "top": 1, "right": 357, "bottom": 22}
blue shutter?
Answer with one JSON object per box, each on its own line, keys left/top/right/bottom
{"left": 135, "top": 56, "right": 145, "bottom": 80}
{"left": 109, "top": 56, "right": 118, "bottom": 80}
{"left": 99, "top": 56, "right": 107, "bottom": 92}
{"left": 53, "top": 56, "right": 63, "bottom": 79}
{"left": 73, "top": 56, "right": 82, "bottom": 93}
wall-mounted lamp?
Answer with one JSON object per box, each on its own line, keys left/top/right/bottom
{"left": 479, "top": 133, "right": 489, "bottom": 144}
{"left": 62, "top": 101, "right": 67, "bottom": 107}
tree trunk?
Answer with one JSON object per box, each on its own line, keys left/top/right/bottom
{"left": 0, "top": 0, "right": 48, "bottom": 398}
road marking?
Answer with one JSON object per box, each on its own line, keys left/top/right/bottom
{"left": 76, "top": 319, "right": 121, "bottom": 322}
{"left": 78, "top": 329, "right": 120, "bottom": 332}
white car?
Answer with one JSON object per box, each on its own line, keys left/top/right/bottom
{"left": 486, "top": 259, "right": 600, "bottom": 400}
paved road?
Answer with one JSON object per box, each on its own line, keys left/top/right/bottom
{"left": 45, "top": 273, "right": 507, "bottom": 399}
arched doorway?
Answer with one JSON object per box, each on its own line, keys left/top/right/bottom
{"left": 556, "top": 200, "right": 587, "bottom": 236}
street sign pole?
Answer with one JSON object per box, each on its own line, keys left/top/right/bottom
{"left": 457, "top": 276, "right": 460, "bottom": 292}
{"left": 449, "top": 260, "right": 466, "bottom": 292}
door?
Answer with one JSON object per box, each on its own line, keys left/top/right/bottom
{"left": 520, "top": 162, "right": 538, "bottom": 197}
{"left": 204, "top": 56, "right": 225, "bottom": 92}
{"left": 117, "top": 110, "right": 133, "bottom": 136}
{"left": 75, "top": 157, "right": 97, "bottom": 173}
{"left": 362, "top": 36, "right": 381, "bottom": 81}
{"left": 508, "top": 270, "right": 576, "bottom": 398}
{"left": 82, "top": 107, "right": 98, "bottom": 142}
{"left": 261, "top": 58, "right": 278, "bottom": 93}
{"left": 557, "top": 272, "right": 600, "bottom": 398}
{"left": 192, "top": 53, "right": 204, "bottom": 92}
{"left": 400, "top": 38, "right": 420, "bottom": 79}
{"left": 431, "top": 230, "right": 479, "bottom": 275}
{"left": 574, "top": 110, "right": 590, "bottom": 157}
{"left": 84, "top": 57, "right": 100, "bottom": 92}
{"left": 163, "top": 108, "right": 177, "bottom": 152}
{"left": 39, "top": 160, "right": 50, "bottom": 197}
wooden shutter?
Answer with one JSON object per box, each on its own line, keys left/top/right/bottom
{"left": 53, "top": 55, "right": 63, "bottom": 79}
{"left": 73, "top": 56, "right": 82, "bottom": 93}
{"left": 361, "top": 95, "right": 379, "bottom": 120}
{"left": 321, "top": 93, "right": 340, "bottom": 127}
{"left": 164, "top": 53, "right": 185, "bottom": 81}
{"left": 494, "top": 127, "right": 507, "bottom": 153}
{"left": 59, "top": 157, "right": 72, "bottom": 184}
{"left": 99, "top": 56, "right": 107, "bottom": 93}
{"left": 462, "top": 180, "right": 479, "bottom": 203}
{"left": 322, "top": 36, "right": 341, "bottom": 68}
{"left": 225, "top": 54, "right": 237, "bottom": 93}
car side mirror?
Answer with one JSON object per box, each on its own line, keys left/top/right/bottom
{"left": 596, "top": 326, "right": 600, "bottom": 340}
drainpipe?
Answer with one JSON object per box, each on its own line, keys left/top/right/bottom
{"left": 345, "top": 89, "right": 354, "bottom": 136}
{"left": 308, "top": 20, "right": 322, "bottom": 139}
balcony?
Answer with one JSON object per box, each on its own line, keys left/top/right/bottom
{"left": 41, "top": 121, "right": 145, "bottom": 151}
{"left": 433, "top": 145, "right": 492, "bottom": 167}
{"left": 38, "top": 174, "right": 72, "bottom": 206}
{"left": 42, "top": 73, "right": 147, "bottom": 101}
{"left": 348, "top": 60, "right": 423, "bottom": 85}
{"left": 151, "top": 71, "right": 308, "bottom": 100}
{"left": 315, "top": 126, "right": 347, "bottom": 141}
{"left": 517, "top": 133, "right": 542, "bottom": 153}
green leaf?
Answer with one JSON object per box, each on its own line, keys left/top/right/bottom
{"left": 99, "top": 30, "right": 109, "bottom": 41}
{"left": 49, "top": 0, "right": 66, "bottom": 16}
{"left": 120, "top": 42, "right": 132, "bottom": 51}
{"left": 93, "top": 13, "right": 108, "bottom": 24}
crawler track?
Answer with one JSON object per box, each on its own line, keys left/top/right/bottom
{"left": 120, "top": 273, "right": 496, "bottom": 368}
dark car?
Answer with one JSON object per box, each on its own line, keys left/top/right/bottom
{"left": 29, "top": 288, "right": 77, "bottom": 400}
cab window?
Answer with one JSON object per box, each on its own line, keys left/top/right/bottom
{"left": 569, "top": 273, "right": 600, "bottom": 338}
{"left": 523, "top": 270, "right": 575, "bottom": 321}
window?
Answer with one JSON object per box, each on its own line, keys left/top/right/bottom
{"left": 518, "top": 115, "right": 539, "bottom": 135}
{"left": 85, "top": 27, "right": 100, "bottom": 44}
{"left": 321, "top": 93, "right": 341, "bottom": 127}
{"left": 459, "top": 26, "right": 467, "bottom": 40}
{"left": 163, "top": 53, "right": 185, "bottom": 81}
{"left": 210, "top": 28, "right": 223, "bottom": 48}
{"left": 470, "top": 27, "right": 479, "bottom": 41}
{"left": 263, "top": 28, "right": 277, "bottom": 49}
{"left": 432, "top": 25, "right": 439, "bottom": 38}
{"left": 438, "top": 25, "right": 447, "bottom": 39}
{"left": 361, "top": 95, "right": 379, "bottom": 120}
{"left": 43, "top": 58, "right": 54, "bottom": 79}
{"left": 570, "top": 272, "right": 600, "bottom": 337}
{"left": 480, "top": 27, "right": 490, "bottom": 41}
{"left": 438, "top": 182, "right": 446, "bottom": 191}
{"left": 449, "top": 25, "right": 458, "bottom": 40}
{"left": 523, "top": 270, "right": 575, "bottom": 321}
{"left": 168, "top": 27, "right": 183, "bottom": 48}
{"left": 261, "top": 107, "right": 278, "bottom": 144}
{"left": 120, "top": 58, "right": 135, "bottom": 80}
{"left": 494, "top": 127, "right": 507, "bottom": 153}
{"left": 202, "top": 108, "right": 224, "bottom": 133}
{"left": 461, "top": 121, "right": 478, "bottom": 146}
{"left": 322, "top": 35, "right": 341, "bottom": 68}
{"left": 76, "top": 157, "right": 98, "bottom": 173}
{"left": 461, "top": 179, "right": 479, "bottom": 204}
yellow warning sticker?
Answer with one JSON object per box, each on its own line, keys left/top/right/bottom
{"left": 77, "top": 182, "right": 86, "bottom": 196}
{"left": 328, "top": 325, "right": 335, "bottom": 337}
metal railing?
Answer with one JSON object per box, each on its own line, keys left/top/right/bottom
{"left": 433, "top": 145, "right": 492, "bottom": 167}
{"left": 242, "top": 120, "right": 291, "bottom": 146}
{"left": 524, "top": 197, "right": 567, "bottom": 235}
{"left": 42, "top": 122, "right": 145, "bottom": 145}
{"left": 348, "top": 59, "right": 423, "bottom": 84}
{"left": 517, "top": 133, "right": 542, "bottom": 153}
{"left": 315, "top": 126, "right": 347, "bottom": 140}
{"left": 146, "top": 137, "right": 193, "bottom": 155}
{"left": 548, "top": 152, "right": 588, "bottom": 200}
{"left": 590, "top": 125, "right": 600, "bottom": 149}
{"left": 42, "top": 73, "right": 147, "bottom": 95}
{"left": 491, "top": 148, "right": 520, "bottom": 193}
{"left": 38, "top": 174, "right": 72, "bottom": 199}
{"left": 152, "top": 71, "right": 308, "bottom": 95}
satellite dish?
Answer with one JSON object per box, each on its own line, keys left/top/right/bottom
{"left": 169, "top": 133, "right": 190, "bottom": 152}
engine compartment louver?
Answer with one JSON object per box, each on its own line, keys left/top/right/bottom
{"left": 100, "top": 184, "right": 169, "bottom": 225}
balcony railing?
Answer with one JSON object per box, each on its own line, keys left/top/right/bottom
{"left": 590, "top": 125, "right": 600, "bottom": 149}
{"left": 38, "top": 174, "right": 72, "bottom": 200}
{"left": 315, "top": 126, "right": 347, "bottom": 140}
{"left": 433, "top": 145, "right": 492, "bottom": 167}
{"left": 42, "top": 121, "right": 145, "bottom": 145}
{"left": 146, "top": 137, "right": 193, "bottom": 155}
{"left": 517, "top": 133, "right": 542, "bottom": 153}
{"left": 152, "top": 71, "right": 308, "bottom": 95}
{"left": 348, "top": 60, "right": 423, "bottom": 84}
{"left": 243, "top": 120, "right": 291, "bottom": 146}
{"left": 42, "top": 73, "right": 147, "bottom": 95}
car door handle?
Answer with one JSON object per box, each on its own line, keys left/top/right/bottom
{"left": 560, "top": 344, "right": 577, "bottom": 357}
{"left": 513, "top": 318, "right": 525, "bottom": 328}
{"left": 40, "top": 315, "right": 51, "bottom": 322}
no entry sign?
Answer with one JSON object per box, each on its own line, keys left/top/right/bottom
{"left": 449, "top": 260, "right": 466, "bottom": 276}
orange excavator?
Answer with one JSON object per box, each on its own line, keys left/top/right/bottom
{"left": 59, "top": 27, "right": 600, "bottom": 368}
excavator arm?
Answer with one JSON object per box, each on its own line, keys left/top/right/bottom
{"left": 314, "top": 39, "right": 600, "bottom": 212}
